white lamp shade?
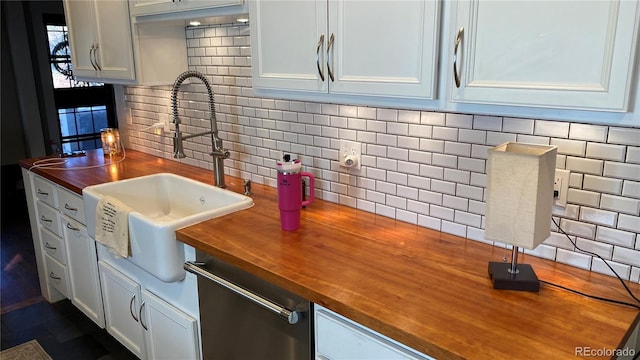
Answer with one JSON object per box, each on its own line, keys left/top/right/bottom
{"left": 485, "top": 142, "right": 557, "bottom": 250}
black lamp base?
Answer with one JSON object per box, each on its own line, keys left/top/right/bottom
{"left": 488, "top": 262, "right": 540, "bottom": 292}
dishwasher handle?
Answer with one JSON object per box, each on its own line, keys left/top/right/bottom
{"left": 184, "top": 261, "right": 301, "bottom": 325}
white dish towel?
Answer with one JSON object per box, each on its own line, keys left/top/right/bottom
{"left": 95, "top": 196, "right": 131, "bottom": 258}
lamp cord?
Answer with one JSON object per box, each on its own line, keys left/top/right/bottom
{"left": 542, "top": 218, "right": 640, "bottom": 310}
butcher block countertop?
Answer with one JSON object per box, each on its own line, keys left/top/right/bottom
{"left": 21, "top": 149, "right": 640, "bottom": 359}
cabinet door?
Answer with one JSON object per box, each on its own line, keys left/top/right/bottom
{"left": 65, "top": 217, "right": 105, "bottom": 328}
{"left": 315, "top": 306, "right": 434, "bottom": 360}
{"left": 99, "top": 261, "right": 146, "bottom": 359}
{"left": 328, "top": 0, "right": 440, "bottom": 99}
{"left": 63, "top": 0, "right": 98, "bottom": 79}
{"left": 450, "top": 0, "right": 639, "bottom": 111}
{"left": 249, "top": 0, "right": 328, "bottom": 93}
{"left": 141, "top": 289, "right": 200, "bottom": 360}
{"left": 92, "top": 0, "right": 136, "bottom": 81}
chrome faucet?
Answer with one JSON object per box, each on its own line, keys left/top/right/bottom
{"left": 171, "top": 70, "right": 229, "bottom": 188}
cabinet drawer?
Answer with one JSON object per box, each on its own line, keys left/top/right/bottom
{"left": 315, "top": 307, "right": 433, "bottom": 360}
{"left": 45, "top": 253, "right": 69, "bottom": 298}
{"left": 36, "top": 201, "right": 62, "bottom": 237}
{"left": 58, "top": 187, "right": 85, "bottom": 225}
{"left": 33, "top": 176, "right": 57, "bottom": 208}
{"left": 41, "top": 228, "right": 66, "bottom": 265}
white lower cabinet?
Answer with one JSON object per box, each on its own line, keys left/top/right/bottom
{"left": 64, "top": 215, "right": 105, "bottom": 328}
{"left": 315, "top": 305, "right": 434, "bottom": 360}
{"left": 98, "top": 260, "right": 200, "bottom": 360}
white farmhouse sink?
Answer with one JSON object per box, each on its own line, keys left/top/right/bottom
{"left": 83, "top": 173, "right": 253, "bottom": 282}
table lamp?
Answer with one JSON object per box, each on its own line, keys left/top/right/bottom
{"left": 485, "top": 142, "right": 557, "bottom": 292}
{"left": 100, "top": 128, "right": 121, "bottom": 157}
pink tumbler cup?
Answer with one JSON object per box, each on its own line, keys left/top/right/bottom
{"left": 277, "top": 171, "right": 315, "bottom": 231}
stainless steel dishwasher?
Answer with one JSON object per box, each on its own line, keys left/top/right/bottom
{"left": 184, "top": 250, "right": 312, "bottom": 360}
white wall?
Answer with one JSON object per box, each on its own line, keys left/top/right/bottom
{"left": 121, "top": 22, "right": 640, "bottom": 283}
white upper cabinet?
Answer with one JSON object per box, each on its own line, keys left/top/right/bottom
{"left": 130, "top": 0, "right": 243, "bottom": 17}
{"left": 449, "top": 0, "right": 640, "bottom": 112}
{"left": 63, "top": 0, "right": 188, "bottom": 85}
{"left": 250, "top": 0, "right": 440, "bottom": 100}
{"left": 64, "top": 0, "right": 136, "bottom": 81}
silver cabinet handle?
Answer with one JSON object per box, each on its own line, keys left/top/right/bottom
{"left": 326, "top": 33, "right": 335, "bottom": 82}
{"left": 89, "top": 45, "right": 97, "bottom": 70}
{"left": 316, "top": 33, "right": 325, "bottom": 81}
{"left": 49, "top": 272, "right": 61, "bottom": 281}
{"left": 45, "top": 242, "right": 57, "bottom": 251}
{"left": 37, "top": 189, "right": 49, "bottom": 198}
{"left": 453, "top": 27, "right": 464, "bottom": 88}
{"left": 139, "top": 302, "right": 148, "bottom": 330}
{"left": 130, "top": 295, "right": 139, "bottom": 322}
{"left": 184, "top": 261, "right": 301, "bottom": 325}
{"left": 40, "top": 215, "right": 52, "bottom": 223}
{"left": 66, "top": 222, "right": 79, "bottom": 231}
{"left": 93, "top": 43, "right": 102, "bottom": 71}
{"left": 64, "top": 203, "right": 78, "bottom": 212}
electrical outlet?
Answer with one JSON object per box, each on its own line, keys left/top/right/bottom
{"left": 554, "top": 169, "right": 570, "bottom": 208}
{"left": 338, "top": 140, "right": 361, "bottom": 169}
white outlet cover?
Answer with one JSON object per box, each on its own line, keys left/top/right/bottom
{"left": 339, "top": 140, "right": 361, "bottom": 169}
{"left": 554, "top": 169, "right": 570, "bottom": 208}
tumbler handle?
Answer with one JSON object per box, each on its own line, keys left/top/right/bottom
{"left": 300, "top": 172, "right": 315, "bottom": 207}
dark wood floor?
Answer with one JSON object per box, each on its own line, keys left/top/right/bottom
{"left": 1, "top": 164, "right": 136, "bottom": 359}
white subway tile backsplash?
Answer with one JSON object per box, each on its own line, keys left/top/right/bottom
{"left": 566, "top": 157, "right": 604, "bottom": 175}
{"left": 444, "top": 142, "right": 471, "bottom": 157}
{"left": 596, "top": 226, "right": 637, "bottom": 248}
{"left": 556, "top": 248, "right": 591, "bottom": 270}
{"left": 618, "top": 214, "right": 640, "bottom": 233}
{"left": 445, "top": 113, "right": 473, "bottom": 128}
{"left": 583, "top": 175, "right": 623, "bottom": 195}
{"left": 396, "top": 110, "right": 420, "bottom": 124}
{"left": 433, "top": 127, "right": 458, "bottom": 141}
{"left": 627, "top": 147, "right": 640, "bottom": 164}
{"left": 590, "top": 258, "right": 630, "bottom": 279}
{"left": 458, "top": 157, "right": 485, "bottom": 173}
{"left": 441, "top": 221, "right": 467, "bottom": 237}
{"left": 123, "top": 23, "right": 640, "bottom": 285}
{"left": 418, "top": 214, "right": 441, "bottom": 231}
{"left": 486, "top": 131, "right": 516, "bottom": 146}
{"left": 502, "top": 117, "right": 534, "bottom": 135}
{"left": 524, "top": 244, "right": 557, "bottom": 261}
{"left": 515, "top": 134, "right": 549, "bottom": 145}
{"left": 585, "top": 143, "right": 626, "bottom": 162}
{"left": 567, "top": 188, "right": 600, "bottom": 207}
{"left": 603, "top": 162, "right": 640, "bottom": 181}
{"left": 473, "top": 115, "right": 502, "bottom": 131}
{"left": 420, "top": 112, "right": 445, "bottom": 125}
{"left": 575, "top": 237, "right": 613, "bottom": 259}
{"left": 551, "top": 138, "right": 586, "bottom": 156}
{"left": 543, "top": 232, "right": 575, "bottom": 250}
{"left": 535, "top": 120, "right": 569, "bottom": 138}
{"left": 458, "top": 129, "right": 486, "bottom": 144}
{"left": 579, "top": 207, "right": 617, "bottom": 227}
{"left": 622, "top": 180, "right": 640, "bottom": 199}
{"left": 600, "top": 194, "right": 640, "bottom": 215}
{"left": 559, "top": 218, "right": 597, "bottom": 239}
{"left": 612, "top": 247, "right": 640, "bottom": 267}
{"left": 608, "top": 127, "right": 640, "bottom": 146}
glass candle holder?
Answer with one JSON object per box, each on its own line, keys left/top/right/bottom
{"left": 100, "top": 128, "right": 121, "bottom": 157}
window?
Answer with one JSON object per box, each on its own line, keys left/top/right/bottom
{"left": 44, "top": 16, "right": 117, "bottom": 153}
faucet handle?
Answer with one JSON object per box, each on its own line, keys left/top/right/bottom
{"left": 211, "top": 149, "right": 230, "bottom": 159}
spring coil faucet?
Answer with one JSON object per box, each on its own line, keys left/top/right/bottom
{"left": 171, "top": 70, "right": 229, "bottom": 188}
